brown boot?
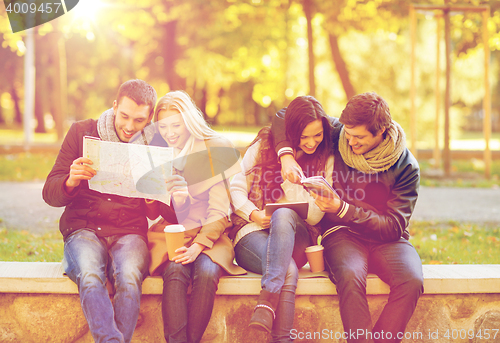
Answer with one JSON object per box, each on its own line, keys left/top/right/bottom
{"left": 249, "top": 290, "right": 280, "bottom": 333}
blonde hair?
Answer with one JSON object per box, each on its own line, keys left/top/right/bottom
{"left": 154, "top": 91, "right": 222, "bottom": 167}
{"left": 155, "top": 90, "right": 220, "bottom": 140}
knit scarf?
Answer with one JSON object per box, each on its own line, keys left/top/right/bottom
{"left": 339, "top": 120, "right": 406, "bottom": 174}
{"left": 97, "top": 108, "right": 155, "bottom": 145}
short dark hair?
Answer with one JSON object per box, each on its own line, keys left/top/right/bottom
{"left": 340, "top": 92, "right": 391, "bottom": 136}
{"left": 115, "top": 79, "right": 157, "bottom": 116}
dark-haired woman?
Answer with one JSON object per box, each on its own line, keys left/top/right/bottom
{"left": 229, "top": 96, "right": 334, "bottom": 342}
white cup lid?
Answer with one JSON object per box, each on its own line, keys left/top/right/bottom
{"left": 163, "top": 225, "right": 185, "bottom": 233}
{"left": 305, "top": 245, "right": 324, "bottom": 253}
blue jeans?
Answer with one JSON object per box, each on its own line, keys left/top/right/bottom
{"left": 323, "top": 230, "right": 423, "bottom": 343}
{"left": 162, "top": 252, "right": 222, "bottom": 343}
{"left": 234, "top": 208, "right": 311, "bottom": 342}
{"left": 63, "top": 229, "right": 149, "bottom": 343}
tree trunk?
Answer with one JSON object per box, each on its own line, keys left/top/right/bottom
{"left": 47, "top": 30, "right": 66, "bottom": 141}
{"left": 199, "top": 86, "right": 208, "bottom": 122}
{"left": 303, "top": 0, "right": 316, "bottom": 97}
{"left": 328, "top": 32, "right": 356, "bottom": 100}
{"left": 210, "top": 87, "right": 224, "bottom": 126}
{"left": 35, "top": 35, "right": 47, "bottom": 133}
{"left": 266, "top": 102, "right": 277, "bottom": 124}
{"left": 34, "top": 87, "right": 46, "bottom": 132}
{"left": 282, "top": 0, "right": 292, "bottom": 107}
{"left": 58, "top": 30, "right": 68, "bottom": 135}
{"left": 0, "top": 102, "right": 4, "bottom": 124}
{"left": 443, "top": 7, "right": 452, "bottom": 177}
{"left": 12, "top": 86, "right": 22, "bottom": 125}
{"left": 162, "top": 20, "right": 186, "bottom": 91}
{"left": 245, "top": 81, "right": 260, "bottom": 126}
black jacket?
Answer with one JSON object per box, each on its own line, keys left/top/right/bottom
{"left": 272, "top": 108, "right": 419, "bottom": 242}
{"left": 42, "top": 119, "right": 178, "bottom": 241}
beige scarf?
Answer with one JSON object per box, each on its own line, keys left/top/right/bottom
{"left": 339, "top": 120, "right": 406, "bottom": 174}
{"left": 97, "top": 108, "right": 155, "bottom": 145}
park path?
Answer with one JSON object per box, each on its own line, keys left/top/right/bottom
{"left": 0, "top": 182, "right": 499, "bottom": 234}
{"left": 414, "top": 186, "right": 500, "bottom": 223}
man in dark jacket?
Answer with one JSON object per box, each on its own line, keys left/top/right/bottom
{"left": 272, "top": 92, "right": 423, "bottom": 342}
{"left": 43, "top": 79, "right": 162, "bottom": 343}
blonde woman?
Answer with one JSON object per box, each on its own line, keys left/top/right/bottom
{"left": 147, "top": 90, "right": 244, "bottom": 343}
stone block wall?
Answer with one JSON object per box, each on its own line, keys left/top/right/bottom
{"left": 3, "top": 293, "right": 500, "bottom": 342}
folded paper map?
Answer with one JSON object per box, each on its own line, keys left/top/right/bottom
{"left": 83, "top": 136, "right": 174, "bottom": 205}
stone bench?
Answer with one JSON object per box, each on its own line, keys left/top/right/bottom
{"left": 2, "top": 262, "right": 500, "bottom": 342}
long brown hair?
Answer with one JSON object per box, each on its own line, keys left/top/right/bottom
{"left": 285, "top": 96, "right": 332, "bottom": 178}
{"left": 246, "top": 126, "right": 283, "bottom": 204}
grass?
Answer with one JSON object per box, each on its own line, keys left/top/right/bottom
{"left": 0, "top": 227, "right": 63, "bottom": 262}
{"left": 1, "top": 221, "right": 499, "bottom": 264}
{"left": 409, "top": 221, "right": 500, "bottom": 264}
{"left": 0, "top": 152, "right": 56, "bottom": 182}
{"left": 0, "top": 127, "right": 59, "bottom": 145}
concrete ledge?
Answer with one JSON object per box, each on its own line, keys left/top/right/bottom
{"left": 3, "top": 262, "right": 500, "bottom": 342}
{"left": 2, "top": 262, "right": 500, "bottom": 295}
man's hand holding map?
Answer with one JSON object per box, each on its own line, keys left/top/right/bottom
{"left": 83, "top": 136, "right": 174, "bottom": 205}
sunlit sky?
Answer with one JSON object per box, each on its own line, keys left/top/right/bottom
{"left": 72, "top": 0, "right": 106, "bottom": 21}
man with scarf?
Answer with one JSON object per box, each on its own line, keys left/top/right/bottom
{"left": 272, "top": 92, "right": 423, "bottom": 343}
{"left": 43, "top": 79, "right": 173, "bottom": 343}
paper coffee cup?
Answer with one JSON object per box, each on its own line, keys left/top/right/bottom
{"left": 305, "top": 245, "right": 325, "bottom": 273}
{"left": 164, "top": 225, "right": 186, "bottom": 261}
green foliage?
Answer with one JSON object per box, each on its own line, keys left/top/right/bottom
{"left": 409, "top": 221, "right": 500, "bottom": 264}
{"left": 0, "top": 228, "right": 63, "bottom": 262}
{"left": 1, "top": 0, "right": 500, "bottom": 135}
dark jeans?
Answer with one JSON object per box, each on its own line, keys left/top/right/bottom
{"left": 323, "top": 230, "right": 423, "bottom": 343}
{"left": 234, "top": 208, "right": 311, "bottom": 342}
{"left": 63, "top": 229, "right": 149, "bottom": 343}
{"left": 161, "top": 253, "right": 222, "bottom": 343}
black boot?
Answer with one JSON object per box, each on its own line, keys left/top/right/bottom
{"left": 249, "top": 289, "right": 280, "bottom": 333}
